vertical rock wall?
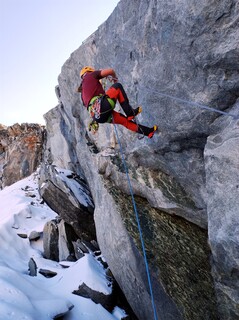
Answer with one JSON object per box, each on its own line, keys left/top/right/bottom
{"left": 205, "top": 102, "right": 239, "bottom": 318}
{"left": 41, "top": 0, "right": 239, "bottom": 319}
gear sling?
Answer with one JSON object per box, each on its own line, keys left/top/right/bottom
{"left": 88, "top": 95, "right": 115, "bottom": 123}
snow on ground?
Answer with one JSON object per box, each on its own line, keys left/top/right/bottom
{"left": 0, "top": 172, "right": 127, "bottom": 320}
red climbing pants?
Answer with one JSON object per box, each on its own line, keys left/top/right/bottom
{"left": 112, "top": 111, "right": 154, "bottom": 136}
{"left": 112, "top": 111, "right": 138, "bottom": 132}
{"left": 106, "top": 83, "right": 135, "bottom": 117}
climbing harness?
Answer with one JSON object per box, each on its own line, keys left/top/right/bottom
{"left": 113, "top": 121, "right": 159, "bottom": 320}
{"left": 88, "top": 95, "right": 115, "bottom": 120}
{"left": 144, "top": 87, "right": 239, "bottom": 119}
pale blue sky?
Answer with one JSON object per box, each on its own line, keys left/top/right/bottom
{"left": 0, "top": 0, "right": 119, "bottom": 126}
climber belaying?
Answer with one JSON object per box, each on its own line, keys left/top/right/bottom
{"left": 77, "top": 66, "right": 158, "bottom": 138}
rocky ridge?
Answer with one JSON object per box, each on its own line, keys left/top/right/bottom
{"left": 0, "top": 123, "right": 43, "bottom": 189}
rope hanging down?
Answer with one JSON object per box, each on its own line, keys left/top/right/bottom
{"left": 113, "top": 122, "right": 159, "bottom": 320}
{"left": 144, "top": 88, "right": 239, "bottom": 120}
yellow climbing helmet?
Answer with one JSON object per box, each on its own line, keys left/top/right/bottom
{"left": 80, "top": 66, "right": 95, "bottom": 78}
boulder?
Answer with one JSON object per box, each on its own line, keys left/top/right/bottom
{"left": 43, "top": 217, "right": 98, "bottom": 262}
{"left": 58, "top": 219, "right": 78, "bottom": 261}
{"left": 73, "top": 282, "right": 113, "bottom": 312}
{"left": 43, "top": 219, "right": 59, "bottom": 261}
{"left": 29, "top": 231, "right": 41, "bottom": 241}
{"left": 28, "top": 257, "right": 37, "bottom": 277}
{"left": 39, "top": 269, "right": 57, "bottom": 278}
{"left": 39, "top": 165, "right": 96, "bottom": 240}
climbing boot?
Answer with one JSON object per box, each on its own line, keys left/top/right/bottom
{"left": 147, "top": 125, "right": 158, "bottom": 138}
{"left": 127, "top": 106, "right": 142, "bottom": 120}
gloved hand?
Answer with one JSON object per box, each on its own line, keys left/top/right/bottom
{"left": 107, "top": 76, "right": 118, "bottom": 83}
{"left": 88, "top": 120, "right": 99, "bottom": 134}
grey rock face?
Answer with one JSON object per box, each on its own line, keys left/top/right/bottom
{"left": 40, "top": 0, "right": 239, "bottom": 319}
{"left": 205, "top": 102, "right": 239, "bottom": 319}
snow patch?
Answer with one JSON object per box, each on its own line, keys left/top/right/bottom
{"left": 0, "top": 172, "right": 126, "bottom": 320}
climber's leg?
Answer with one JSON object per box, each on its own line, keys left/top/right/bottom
{"left": 111, "top": 111, "right": 157, "bottom": 138}
{"left": 106, "top": 83, "right": 140, "bottom": 118}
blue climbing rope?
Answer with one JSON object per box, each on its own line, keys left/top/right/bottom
{"left": 113, "top": 122, "right": 159, "bottom": 320}
{"left": 144, "top": 88, "right": 239, "bottom": 119}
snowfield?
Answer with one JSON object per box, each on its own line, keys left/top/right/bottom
{"left": 0, "top": 172, "right": 126, "bottom": 320}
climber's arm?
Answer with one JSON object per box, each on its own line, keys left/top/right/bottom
{"left": 100, "top": 68, "right": 118, "bottom": 82}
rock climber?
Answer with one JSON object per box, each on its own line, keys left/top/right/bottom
{"left": 77, "top": 66, "right": 158, "bottom": 138}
